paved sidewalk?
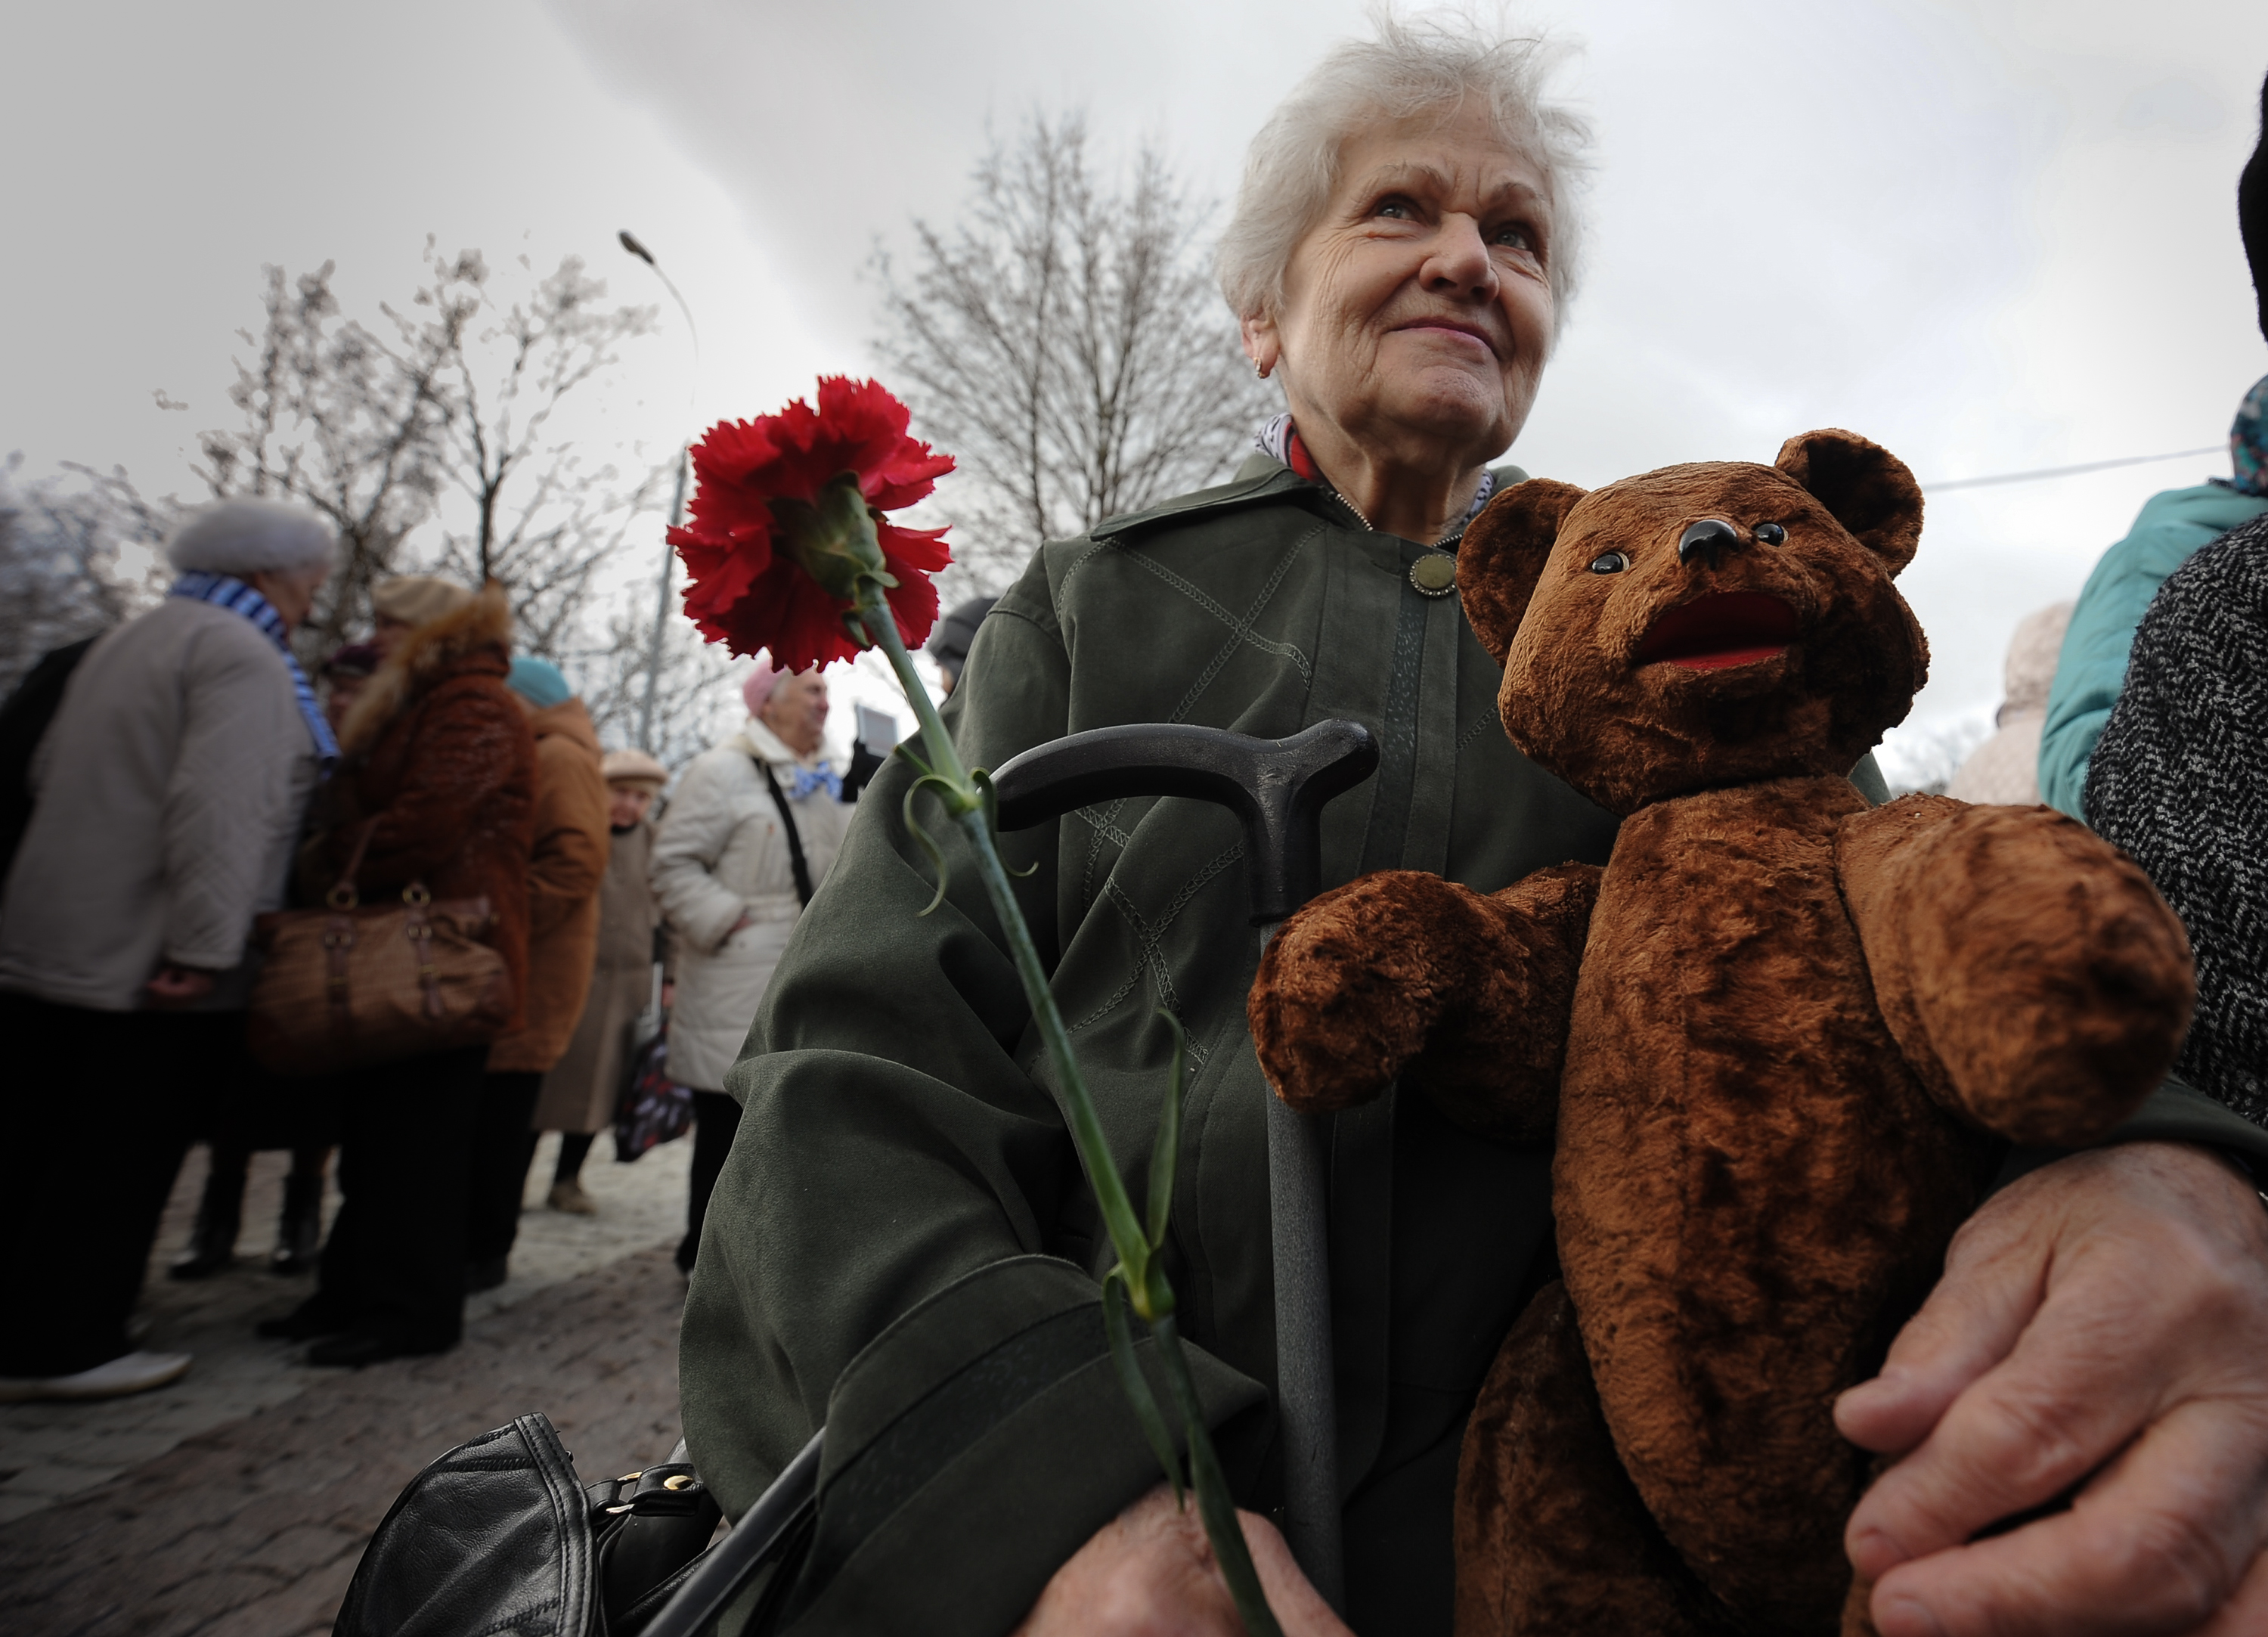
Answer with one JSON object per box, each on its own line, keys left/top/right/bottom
{"left": 0, "top": 1245, "right": 689, "bottom": 1637}
{"left": 0, "top": 1130, "right": 693, "bottom": 1525}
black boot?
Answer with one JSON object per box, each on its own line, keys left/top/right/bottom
{"left": 169, "top": 1161, "right": 243, "bottom": 1281}
{"left": 271, "top": 1172, "right": 325, "bottom": 1276}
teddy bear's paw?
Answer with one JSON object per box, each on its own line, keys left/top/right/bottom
{"left": 1248, "top": 871, "right": 1477, "bottom": 1112}
{"left": 1845, "top": 800, "right": 2195, "bottom": 1146}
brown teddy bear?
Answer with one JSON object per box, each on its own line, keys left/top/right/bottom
{"left": 1247, "top": 429, "right": 2195, "bottom": 1636}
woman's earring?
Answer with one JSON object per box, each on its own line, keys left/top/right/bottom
{"left": 1253, "top": 359, "right": 1269, "bottom": 380}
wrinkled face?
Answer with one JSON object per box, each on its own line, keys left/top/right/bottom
{"left": 761, "top": 670, "right": 830, "bottom": 758}
{"left": 1493, "top": 462, "right": 1928, "bottom": 814}
{"left": 1252, "top": 105, "right": 1557, "bottom": 467}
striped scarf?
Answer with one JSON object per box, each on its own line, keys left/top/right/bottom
{"left": 169, "top": 572, "right": 340, "bottom": 773}
{"left": 1253, "top": 413, "right": 1498, "bottom": 529}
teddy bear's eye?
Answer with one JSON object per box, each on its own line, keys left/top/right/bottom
{"left": 1754, "top": 522, "right": 1787, "bottom": 546}
{"left": 1588, "top": 550, "right": 1630, "bottom": 575}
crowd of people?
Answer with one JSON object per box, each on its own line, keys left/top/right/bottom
{"left": 0, "top": 488, "right": 994, "bottom": 1393}
{"left": 4, "top": 14, "right": 2267, "bottom": 1629}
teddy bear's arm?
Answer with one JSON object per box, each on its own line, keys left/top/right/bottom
{"left": 1248, "top": 863, "right": 1599, "bottom": 1142}
{"left": 1836, "top": 795, "right": 2195, "bottom": 1146}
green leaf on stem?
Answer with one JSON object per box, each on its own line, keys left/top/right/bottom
{"left": 901, "top": 775, "right": 958, "bottom": 916}
{"left": 1156, "top": 1316, "right": 1284, "bottom": 1637}
{"left": 1147, "top": 1009, "right": 1188, "bottom": 1251}
{"left": 971, "top": 770, "right": 1038, "bottom": 879}
{"left": 1102, "top": 1270, "right": 1184, "bottom": 1508}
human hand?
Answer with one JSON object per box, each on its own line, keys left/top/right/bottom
{"left": 1836, "top": 1141, "right": 2268, "bottom": 1635}
{"left": 1014, "top": 1484, "right": 1353, "bottom": 1637}
{"left": 144, "top": 963, "right": 218, "bottom": 1007}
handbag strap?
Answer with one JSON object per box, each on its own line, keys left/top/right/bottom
{"left": 325, "top": 817, "right": 382, "bottom": 910}
{"left": 754, "top": 759, "right": 815, "bottom": 909}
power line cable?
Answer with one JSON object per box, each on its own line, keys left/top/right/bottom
{"left": 1919, "top": 445, "right": 2223, "bottom": 493}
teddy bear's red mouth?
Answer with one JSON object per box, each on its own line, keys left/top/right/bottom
{"left": 1633, "top": 593, "right": 1801, "bottom": 671}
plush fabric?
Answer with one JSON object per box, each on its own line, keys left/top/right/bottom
{"left": 0, "top": 598, "right": 321, "bottom": 1010}
{"left": 312, "top": 584, "right": 537, "bottom": 1023}
{"left": 488, "top": 696, "right": 610, "bottom": 1074}
{"left": 2087, "top": 511, "right": 2268, "bottom": 1123}
{"left": 1251, "top": 429, "right": 2195, "bottom": 1635}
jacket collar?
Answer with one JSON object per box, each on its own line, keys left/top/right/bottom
{"left": 1088, "top": 451, "right": 1530, "bottom": 549}
{"left": 734, "top": 715, "right": 825, "bottom": 770}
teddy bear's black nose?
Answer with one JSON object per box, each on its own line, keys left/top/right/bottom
{"left": 1678, "top": 519, "right": 1743, "bottom": 569}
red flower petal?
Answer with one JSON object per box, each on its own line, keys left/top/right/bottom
{"left": 671, "top": 379, "right": 957, "bottom": 669}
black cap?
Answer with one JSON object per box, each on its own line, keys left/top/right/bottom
{"left": 2243, "top": 70, "right": 2268, "bottom": 344}
{"left": 928, "top": 596, "right": 998, "bottom": 670}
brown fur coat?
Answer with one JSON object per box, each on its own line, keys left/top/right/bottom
{"left": 1250, "top": 431, "right": 2194, "bottom": 1635}
{"left": 312, "top": 584, "right": 537, "bottom": 1025}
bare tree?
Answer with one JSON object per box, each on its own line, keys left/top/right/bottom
{"left": 0, "top": 457, "right": 175, "bottom": 696}
{"left": 193, "top": 262, "right": 454, "bottom": 662}
{"left": 412, "top": 245, "right": 664, "bottom": 657}
{"left": 875, "top": 113, "right": 1275, "bottom": 591}
{"left": 572, "top": 597, "right": 741, "bottom": 770}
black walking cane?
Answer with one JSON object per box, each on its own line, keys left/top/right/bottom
{"left": 643, "top": 721, "right": 1376, "bottom": 1635}
{"left": 989, "top": 718, "right": 1377, "bottom": 1614}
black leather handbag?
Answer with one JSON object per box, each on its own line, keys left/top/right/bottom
{"left": 334, "top": 1412, "right": 819, "bottom": 1637}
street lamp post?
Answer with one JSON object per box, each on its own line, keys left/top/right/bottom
{"left": 619, "top": 230, "right": 700, "bottom": 752}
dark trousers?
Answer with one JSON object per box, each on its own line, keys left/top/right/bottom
{"left": 314, "top": 1043, "right": 488, "bottom": 1348}
{"left": 677, "top": 1090, "right": 741, "bottom": 1273}
{"left": 465, "top": 1070, "right": 545, "bottom": 1264}
{"left": 0, "top": 994, "right": 233, "bottom": 1376}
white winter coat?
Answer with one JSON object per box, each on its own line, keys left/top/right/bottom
{"left": 650, "top": 718, "right": 850, "bottom": 1092}
{"left": 0, "top": 599, "right": 322, "bottom": 1011}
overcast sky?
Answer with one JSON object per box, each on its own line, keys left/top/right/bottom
{"left": 6, "top": 0, "right": 2266, "bottom": 770}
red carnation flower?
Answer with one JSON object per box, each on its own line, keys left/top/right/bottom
{"left": 668, "top": 377, "right": 955, "bottom": 673}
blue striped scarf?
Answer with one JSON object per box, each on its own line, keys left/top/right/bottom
{"left": 169, "top": 572, "right": 340, "bottom": 773}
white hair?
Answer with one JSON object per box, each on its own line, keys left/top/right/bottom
{"left": 1216, "top": 14, "right": 1593, "bottom": 338}
{"left": 166, "top": 498, "right": 335, "bottom": 578}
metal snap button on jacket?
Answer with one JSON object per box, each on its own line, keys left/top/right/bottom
{"left": 1410, "top": 553, "right": 1458, "bottom": 597}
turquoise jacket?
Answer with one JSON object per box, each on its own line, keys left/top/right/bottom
{"left": 2040, "top": 482, "right": 2268, "bottom": 820}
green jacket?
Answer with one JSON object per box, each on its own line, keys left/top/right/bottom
{"left": 679, "top": 455, "right": 2268, "bottom": 1637}
{"left": 2037, "top": 482, "right": 2268, "bottom": 820}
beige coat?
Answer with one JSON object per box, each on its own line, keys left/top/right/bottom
{"left": 488, "top": 697, "right": 611, "bottom": 1073}
{"left": 649, "top": 718, "right": 848, "bottom": 1092}
{"left": 0, "top": 598, "right": 321, "bottom": 1011}
{"left": 534, "top": 819, "right": 663, "bottom": 1133}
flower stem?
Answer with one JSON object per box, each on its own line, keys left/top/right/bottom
{"left": 856, "top": 599, "right": 1148, "bottom": 1273}
{"left": 854, "top": 592, "right": 1280, "bottom": 1635}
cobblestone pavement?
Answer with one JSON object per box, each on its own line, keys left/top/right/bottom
{"left": 0, "top": 1130, "right": 692, "bottom": 1525}
{"left": 0, "top": 1244, "right": 689, "bottom": 1637}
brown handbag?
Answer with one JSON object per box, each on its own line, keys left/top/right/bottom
{"left": 248, "top": 820, "right": 516, "bottom": 1076}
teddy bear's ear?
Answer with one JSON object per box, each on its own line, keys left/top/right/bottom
{"left": 1773, "top": 429, "right": 1923, "bottom": 575}
{"left": 1461, "top": 478, "right": 1588, "bottom": 664}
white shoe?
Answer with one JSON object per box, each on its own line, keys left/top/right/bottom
{"left": 0, "top": 1350, "right": 192, "bottom": 1403}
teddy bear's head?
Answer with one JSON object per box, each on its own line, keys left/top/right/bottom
{"left": 1460, "top": 428, "right": 1929, "bottom": 817}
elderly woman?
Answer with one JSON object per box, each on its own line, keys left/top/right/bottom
{"left": 0, "top": 500, "right": 335, "bottom": 1402}
{"left": 651, "top": 660, "right": 849, "bottom": 1274}
{"left": 681, "top": 22, "right": 2268, "bottom": 1637}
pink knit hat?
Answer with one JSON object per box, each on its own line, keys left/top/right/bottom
{"left": 742, "top": 659, "right": 787, "bottom": 719}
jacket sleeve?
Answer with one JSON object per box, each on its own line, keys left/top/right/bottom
{"left": 160, "top": 625, "right": 306, "bottom": 971}
{"left": 526, "top": 737, "right": 610, "bottom": 940}
{"left": 677, "top": 573, "right": 1269, "bottom": 1636}
{"left": 649, "top": 755, "right": 754, "bottom": 955}
{"left": 2037, "top": 503, "right": 2242, "bottom": 821}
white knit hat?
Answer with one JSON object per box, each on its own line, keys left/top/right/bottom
{"left": 166, "top": 499, "right": 335, "bottom": 576}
